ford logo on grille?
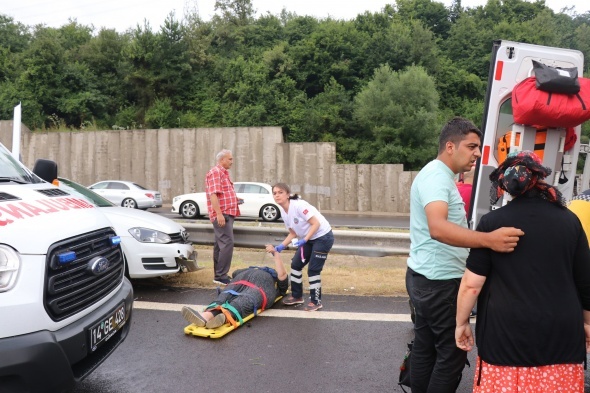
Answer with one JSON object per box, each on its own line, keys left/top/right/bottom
{"left": 88, "top": 256, "right": 110, "bottom": 276}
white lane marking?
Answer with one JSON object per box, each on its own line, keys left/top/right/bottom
{"left": 134, "top": 301, "right": 413, "bottom": 322}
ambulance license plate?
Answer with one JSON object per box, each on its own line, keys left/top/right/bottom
{"left": 89, "top": 303, "right": 126, "bottom": 352}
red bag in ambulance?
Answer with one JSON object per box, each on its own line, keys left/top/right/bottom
{"left": 512, "top": 76, "right": 590, "bottom": 128}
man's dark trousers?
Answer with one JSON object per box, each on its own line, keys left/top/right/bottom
{"left": 213, "top": 214, "right": 235, "bottom": 281}
{"left": 406, "top": 267, "right": 467, "bottom": 393}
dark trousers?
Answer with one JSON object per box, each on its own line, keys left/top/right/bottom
{"left": 212, "top": 214, "right": 234, "bottom": 280}
{"left": 290, "top": 231, "right": 334, "bottom": 303}
{"left": 405, "top": 267, "right": 467, "bottom": 393}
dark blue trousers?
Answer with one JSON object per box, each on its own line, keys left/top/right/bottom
{"left": 290, "top": 231, "right": 334, "bottom": 304}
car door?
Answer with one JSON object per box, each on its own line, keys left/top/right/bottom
{"left": 89, "top": 181, "right": 114, "bottom": 202}
{"left": 236, "top": 183, "right": 266, "bottom": 218}
{"left": 97, "top": 182, "right": 130, "bottom": 206}
{"left": 471, "top": 40, "right": 583, "bottom": 229}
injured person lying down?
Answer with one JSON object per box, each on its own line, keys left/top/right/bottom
{"left": 182, "top": 244, "right": 289, "bottom": 329}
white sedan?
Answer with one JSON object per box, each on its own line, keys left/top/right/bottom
{"left": 58, "top": 178, "right": 199, "bottom": 279}
{"left": 172, "top": 182, "right": 281, "bottom": 222}
{"left": 88, "top": 180, "right": 163, "bottom": 209}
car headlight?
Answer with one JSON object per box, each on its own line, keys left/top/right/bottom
{"left": 173, "top": 196, "right": 181, "bottom": 203}
{"left": 128, "top": 228, "right": 171, "bottom": 244}
{"left": 0, "top": 245, "right": 20, "bottom": 292}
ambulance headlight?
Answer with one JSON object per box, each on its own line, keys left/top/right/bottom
{"left": 0, "top": 246, "right": 20, "bottom": 292}
{"left": 129, "top": 228, "right": 171, "bottom": 244}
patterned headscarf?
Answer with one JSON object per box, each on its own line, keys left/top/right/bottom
{"left": 489, "top": 150, "right": 565, "bottom": 206}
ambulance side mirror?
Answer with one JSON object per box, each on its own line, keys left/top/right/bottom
{"left": 32, "top": 159, "right": 58, "bottom": 184}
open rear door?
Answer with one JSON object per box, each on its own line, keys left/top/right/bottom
{"left": 470, "top": 40, "right": 584, "bottom": 229}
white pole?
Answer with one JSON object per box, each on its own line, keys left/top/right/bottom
{"left": 12, "top": 102, "right": 21, "bottom": 161}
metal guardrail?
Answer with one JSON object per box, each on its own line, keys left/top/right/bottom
{"left": 182, "top": 223, "right": 410, "bottom": 257}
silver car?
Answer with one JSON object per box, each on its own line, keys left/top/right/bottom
{"left": 89, "top": 180, "right": 163, "bottom": 209}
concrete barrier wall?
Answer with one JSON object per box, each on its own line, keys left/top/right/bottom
{"left": 0, "top": 121, "right": 414, "bottom": 214}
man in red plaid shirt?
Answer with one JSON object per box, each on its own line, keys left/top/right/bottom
{"left": 206, "top": 149, "right": 241, "bottom": 285}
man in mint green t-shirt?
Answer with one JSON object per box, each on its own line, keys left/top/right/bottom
{"left": 406, "top": 117, "right": 524, "bottom": 393}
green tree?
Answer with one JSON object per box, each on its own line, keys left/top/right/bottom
{"left": 153, "top": 13, "right": 193, "bottom": 105}
{"left": 433, "top": 57, "right": 485, "bottom": 115}
{"left": 573, "top": 23, "right": 590, "bottom": 75}
{"left": 145, "top": 97, "right": 176, "bottom": 128}
{"left": 0, "top": 15, "right": 30, "bottom": 54}
{"left": 124, "top": 22, "right": 158, "bottom": 111}
{"left": 395, "top": 0, "right": 452, "bottom": 38}
{"left": 78, "top": 28, "right": 130, "bottom": 124}
{"left": 353, "top": 64, "right": 439, "bottom": 169}
{"left": 288, "top": 78, "right": 355, "bottom": 142}
{"left": 217, "top": 56, "right": 304, "bottom": 127}
{"left": 214, "top": 0, "right": 255, "bottom": 26}
{"left": 363, "top": 19, "right": 440, "bottom": 77}
{"left": 443, "top": 15, "right": 493, "bottom": 78}
{"left": 286, "top": 19, "right": 368, "bottom": 97}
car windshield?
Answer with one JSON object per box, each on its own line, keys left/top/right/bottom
{"left": 0, "top": 144, "right": 42, "bottom": 184}
{"left": 133, "top": 183, "right": 147, "bottom": 190}
{"left": 57, "top": 178, "right": 115, "bottom": 207}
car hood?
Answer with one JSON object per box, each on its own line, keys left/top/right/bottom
{"left": 0, "top": 183, "right": 113, "bottom": 254}
{"left": 99, "top": 207, "right": 185, "bottom": 234}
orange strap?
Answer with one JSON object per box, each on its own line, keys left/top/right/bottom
{"left": 208, "top": 305, "right": 240, "bottom": 328}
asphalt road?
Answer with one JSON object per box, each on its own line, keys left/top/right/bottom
{"left": 149, "top": 207, "right": 410, "bottom": 229}
{"left": 69, "top": 280, "right": 590, "bottom": 393}
{"left": 70, "top": 281, "right": 453, "bottom": 393}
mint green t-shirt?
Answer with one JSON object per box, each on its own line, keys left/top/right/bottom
{"left": 407, "top": 159, "right": 469, "bottom": 280}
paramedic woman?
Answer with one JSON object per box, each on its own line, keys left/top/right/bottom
{"left": 271, "top": 183, "right": 334, "bottom": 312}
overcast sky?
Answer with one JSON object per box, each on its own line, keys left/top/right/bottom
{"left": 1, "top": 0, "right": 588, "bottom": 33}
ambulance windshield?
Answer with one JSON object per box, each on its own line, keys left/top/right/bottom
{"left": 0, "top": 144, "right": 41, "bottom": 184}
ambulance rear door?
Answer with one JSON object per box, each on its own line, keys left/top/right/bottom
{"left": 470, "top": 40, "right": 584, "bottom": 229}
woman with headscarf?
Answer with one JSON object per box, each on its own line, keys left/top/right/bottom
{"left": 455, "top": 150, "right": 590, "bottom": 392}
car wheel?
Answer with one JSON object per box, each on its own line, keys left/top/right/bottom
{"left": 180, "top": 201, "right": 200, "bottom": 219}
{"left": 121, "top": 198, "right": 137, "bottom": 209}
{"left": 260, "top": 204, "right": 280, "bottom": 222}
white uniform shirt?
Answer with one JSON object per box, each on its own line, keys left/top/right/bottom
{"left": 279, "top": 199, "right": 331, "bottom": 240}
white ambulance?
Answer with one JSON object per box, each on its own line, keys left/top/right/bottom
{"left": 471, "top": 40, "right": 585, "bottom": 229}
{"left": 0, "top": 142, "right": 134, "bottom": 392}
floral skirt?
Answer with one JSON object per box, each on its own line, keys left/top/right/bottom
{"left": 472, "top": 356, "right": 584, "bottom": 393}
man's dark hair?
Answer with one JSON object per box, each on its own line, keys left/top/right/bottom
{"left": 438, "top": 117, "right": 482, "bottom": 154}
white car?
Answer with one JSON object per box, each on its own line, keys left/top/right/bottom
{"left": 88, "top": 180, "right": 163, "bottom": 209}
{"left": 58, "top": 177, "right": 198, "bottom": 279}
{"left": 172, "top": 182, "right": 281, "bottom": 221}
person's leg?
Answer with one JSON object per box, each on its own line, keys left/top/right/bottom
{"left": 406, "top": 268, "right": 436, "bottom": 393}
{"left": 288, "top": 246, "right": 307, "bottom": 300}
{"left": 212, "top": 215, "right": 234, "bottom": 280}
{"left": 306, "top": 231, "right": 334, "bottom": 306}
{"left": 212, "top": 227, "right": 220, "bottom": 279}
{"left": 181, "top": 307, "right": 215, "bottom": 326}
{"left": 426, "top": 278, "right": 467, "bottom": 393}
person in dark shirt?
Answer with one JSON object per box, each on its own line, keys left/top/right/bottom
{"left": 182, "top": 244, "right": 288, "bottom": 329}
{"left": 455, "top": 150, "right": 590, "bottom": 393}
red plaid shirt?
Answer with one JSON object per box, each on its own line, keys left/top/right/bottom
{"left": 205, "top": 164, "right": 240, "bottom": 222}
